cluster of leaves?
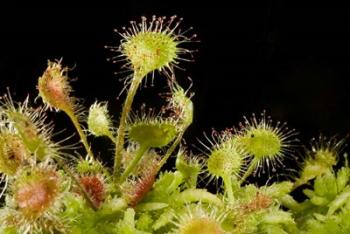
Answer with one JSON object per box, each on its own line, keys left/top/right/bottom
{"left": 0, "top": 15, "right": 349, "bottom": 234}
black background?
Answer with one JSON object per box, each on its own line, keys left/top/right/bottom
{"left": 2, "top": 3, "right": 350, "bottom": 181}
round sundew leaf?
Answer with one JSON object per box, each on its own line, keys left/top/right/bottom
{"left": 1, "top": 95, "right": 58, "bottom": 161}
{"left": 0, "top": 133, "right": 27, "bottom": 176}
{"left": 13, "top": 165, "right": 60, "bottom": 219}
{"left": 314, "top": 149, "right": 337, "bottom": 166}
{"left": 128, "top": 122, "right": 177, "bottom": 148}
{"left": 37, "top": 61, "right": 73, "bottom": 112}
{"left": 180, "top": 217, "right": 225, "bottom": 234}
{"left": 107, "top": 15, "right": 196, "bottom": 80}
{"left": 87, "top": 102, "right": 113, "bottom": 137}
{"left": 238, "top": 128, "right": 282, "bottom": 159}
{"left": 173, "top": 205, "right": 226, "bottom": 234}
{"left": 207, "top": 147, "right": 243, "bottom": 178}
{"left": 122, "top": 31, "right": 177, "bottom": 76}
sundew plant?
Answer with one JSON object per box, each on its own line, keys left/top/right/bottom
{"left": 1, "top": 15, "right": 350, "bottom": 234}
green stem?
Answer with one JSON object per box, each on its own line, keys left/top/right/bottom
{"left": 120, "top": 144, "right": 149, "bottom": 183}
{"left": 223, "top": 174, "right": 234, "bottom": 203}
{"left": 239, "top": 159, "right": 258, "bottom": 185}
{"left": 113, "top": 73, "right": 143, "bottom": 180}
{"left": 67, "top": 111, "right": 95, "bottom": 159}
{"left": 156, "top": 130, "right": 185, "bottom": 173}
{"left": 155, "top": 96, "right": 193, "bottom": 173}
{"left": 56, "top": 158, "right": 98, "bottom": 211}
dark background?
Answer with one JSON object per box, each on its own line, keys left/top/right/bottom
{"left": 2, "top": 3, "right": 350, "bottom": 178}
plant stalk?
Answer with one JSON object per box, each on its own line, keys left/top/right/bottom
{"left": 239, "top": 159, "right": 258, "bottom": 185}
{"left": 113, "top": 72, "right": 143, "bottom": 180}
{"left": 223, "top": 174, "right": 234, "bottom": 203}
{"left": 67, "top": 111, "right": 95, "bottom": 159}
{"left": 120, "top": 144, "right": 149, "bottom": 182}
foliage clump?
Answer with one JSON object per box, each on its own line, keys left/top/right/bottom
{"left": 0, "top": 15, "right": 349, "bottom": 234}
